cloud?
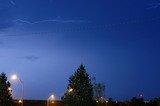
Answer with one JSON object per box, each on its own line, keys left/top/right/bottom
{"left": 24, "top": 55, "right": 40, "bottom": 61}
{"left": 13, "top": 19, "right": 85, "bottom": 25}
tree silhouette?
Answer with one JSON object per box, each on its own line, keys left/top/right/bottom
{"left": 0, "top": 72, "right": 13, "bottom": 106}
{"left": 93, "top": 82, "right": 106, "bottom": 102}
{"left": 130, "top": 97, "right": 145, "bottom": 106}
{"left": 61, "top": 64, "right": 94, "bottom": 106}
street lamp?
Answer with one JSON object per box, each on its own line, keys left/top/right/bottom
{"left": 68, "top": 88, "right": 73, "bottom": 93}
{"left": 106, "top": 100, "right": 108, "bottom": 106}
{"left": 47, "top": 94, "right": 55, "bottom": 106}
{"left": 11, "top": 74, "right": 24, "bottom": 106}
{"left": 8, "top": 87, "right": 12, "bottom": 91}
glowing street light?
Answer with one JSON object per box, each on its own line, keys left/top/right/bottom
{"left": 11, "top": 74, "right": 24, "bottom": 106}
{"left": 18, "top": 100, "right": 23, "bottom": 104}
{"left": 47, "top": 94, "right": 55, "bottom": 106}
{"left": 8, "top": 87, "right": 12, "bottom": 94}
{"left": 50, "top": 95, "right": 55, "bottom": 99}
{"left": 106, "top": 100, "right": 108, "bottom": 106}
{"left": 68, "top": 88, "right": 73, "bottom": 93}
{"left": 8, "top": 87, "right": 12, "bottom": 91}
{"left": 140, "top": 94, "right": 143, "bottom": 98}
{"left": 11, "top": 74, "right": 18, "bottom": 80}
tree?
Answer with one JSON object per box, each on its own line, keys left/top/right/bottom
{"left": 0, "top": 72, "right": 13, "bottom": 106}
{"left": 61, "top": 64, "right": 94, "bottom": 106}
{"left": 130, "top": 97, "right": 145, "bottom": 106}
{"left": 93, "top": 81, "right": 106, "bottom": 102}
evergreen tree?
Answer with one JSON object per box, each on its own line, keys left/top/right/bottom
{"left": 0, "top": 72, "right": 13, "bottom": 106}
{"left": 62, "top": 64, "right": 94, "bottom": 106}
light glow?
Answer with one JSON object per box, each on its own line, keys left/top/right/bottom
{"left": 8, "top": 87, "right": 12, "bottom": 91}
{"left": 18, "top": 100, "right": 22, "bottom": 103}
{"left": 11, "top": 74, "right": 18, "bottom": 80}
{"left": 68, "top": 88, "right": 73, "bottom": 93}
{"left": 50, "top": 95, "right": 55, "bottom": 99}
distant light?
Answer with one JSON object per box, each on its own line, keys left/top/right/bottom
{"left": 50, "top": 95, "right": 55, "bottom": 99}
{"left": 68, "top": 88, "right": 73, "bottom": 93}
{"left": 140, "top": 94, "right": 143, "bottom": 97}
{"left": 145, "top": 101, "right": 149, "bottom": 103}
{"left": 96, "top": 100, "right": 99, "bottom": 103}
{"left": 51, "top": 101, "right": 54, "bottom": 104}
{"left": 8, "top": 87, "right": 12, "bottom": 91}
{"left": 11, "top": 74, "right": 18, "bottom": 80}
{"left": 106, "top": 100, "right": 108, "bottom": 103}
{"left": 18, "top": 100, "right": 22, "bottom": 103}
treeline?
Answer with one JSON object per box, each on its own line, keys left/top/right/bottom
{"left": 97, "top": 97, "right": 160, "bottom": 106}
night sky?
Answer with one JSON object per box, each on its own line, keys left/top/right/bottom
{"left": 0, "top": 0, "right": 160, "bottom": 100}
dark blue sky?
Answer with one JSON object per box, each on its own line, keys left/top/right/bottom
{"left": 0, "top": 0, "right": 160, "bottom": 100}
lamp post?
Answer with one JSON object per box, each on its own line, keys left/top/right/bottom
{"left": 11, "top": 74, "right": 24, "bottom": 106}
{"left": 106, "top": 100, "right": 108, "bottom": 106}
{"left": 47, "top": 94, "right": 55, "bottom": 106}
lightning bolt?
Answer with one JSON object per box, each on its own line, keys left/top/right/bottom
{"left": 13, "top": 19, "right": 85, "bottom": 25}
{"left": 148, "top": 2, "right": 160, "bottom": 9}
{"left": 13, "top": 19, "right": 58, "bottom": 24}
{"left": 9, "top": 0, "right": 15, "bottom": 5}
